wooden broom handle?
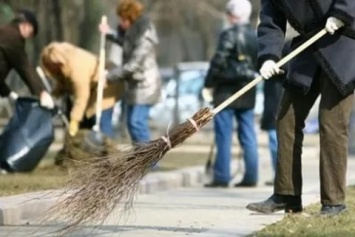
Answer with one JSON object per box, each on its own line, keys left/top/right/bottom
{"left": 93, "top": 15, "right": 108, "bottom": 132}
{"left": 212, "top": 28, "right": 328, "bottom": 115}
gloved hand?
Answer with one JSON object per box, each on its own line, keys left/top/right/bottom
{"left": 69, "top": 120, "right": 79, "bottom": 137}
{"left": 202, "top": 88, "right": 213, "bottom": 103}
{"left": 260, "top": 60, "right": 284, "bottom": 80}
{"left": 326, "top": 17, "right": 345, "bottom": 35}
{"left": 39, "top": 91, "right": 55, "bottom": 109}
{"left": 9, "top": 91, "right": 18, "bottom": 101}
{"left": 98, "top": 21, "right": 111, "bottom": 34}
{"left": 106, "top": 66, "right": 125, "bottom": 82}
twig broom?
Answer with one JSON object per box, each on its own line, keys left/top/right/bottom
{"left": 51, "top": 29, "right": 328, "bottom": 232}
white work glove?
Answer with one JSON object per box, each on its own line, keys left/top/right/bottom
{"left": 259, "top": 60, "right": 284, "bottom": 80}
{"left": 39, "top": 91, "right": 55, "bottom": 109}
{"left": 202, "top": 88, "right": 213, "bottom": 103}
{"left": 326, "top": 17, "right": 345, "bottom": 35}
{"left": 9, "top": 91, "right": 18, "bottom": 101}
{"left": 98, "top": 21, "right": 112, "bottom": 34}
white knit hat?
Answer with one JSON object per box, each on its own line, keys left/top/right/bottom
{"left": 226, "top": 0, "right": 252, "bottom": 23}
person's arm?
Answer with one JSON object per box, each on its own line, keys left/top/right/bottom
{"left": 204, "top": 30, "right": 235, "bottom": 88}
{"left": 70, "top": 70, "right": 91, "bottom": 123}
{"left": 106, "top": 26, "right": 125, "bottom": 46}
{"left": 329, "top": 0, "right": 355, "bottom": 26}
{"left": 0, "top": 81, "right": 11, "bottom": 97}
{"left": 107, "top": 29, "right": 154, "bottom": 82}
{"left": 257, "top": 0, "right": 287, "bottom": 68}
{"left": 9, "top": 48, "right": 45, "bottom": 96}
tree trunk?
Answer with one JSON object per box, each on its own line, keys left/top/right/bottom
{"left": 52, "top": 0, "right": 63, "bottom": 41}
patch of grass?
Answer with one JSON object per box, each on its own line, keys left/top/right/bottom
{"left": 0, "top": 161, "right": 67, "bottom": 197}
{"left": 158, "top": 152, "right": 211, "bottom": 170}
{"left": 252, "top": 187, "right": 355, "bottom": 237}
{"left": 0, "top": 150, "right": 214, "bottom": 197}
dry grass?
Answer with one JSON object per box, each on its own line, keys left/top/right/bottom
{"left": 0, "top": 147, "right": 215, "bottom": 197}
{"left": 252, "top": 187, "right": 355, "bottom": 237}
{"left": 0, "top": 158, "right": 67, "bottom": 197}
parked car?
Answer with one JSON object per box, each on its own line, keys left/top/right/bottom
{"left": 149, "top": 62, "right": 209, "bottom": 127}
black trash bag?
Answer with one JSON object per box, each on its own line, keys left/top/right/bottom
{"left": 0, "top": 97, "right": 55, "bottom": 172}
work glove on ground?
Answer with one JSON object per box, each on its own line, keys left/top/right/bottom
{"left": 325, "top": 17, "right": 345, "bottom": 35}
{"left": 40, "top": 91, "right": 55, "bottom": 109}
{"left": 202, "top": 88, "right": 213, "bottom": 103}
{"left": 69, "top": 120, "right": 79, "bottom": 137}
{"left": 259, "top": 60, "right": 284, "bottom": 80}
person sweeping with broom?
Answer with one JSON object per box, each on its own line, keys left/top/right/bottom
{"left": 49, "top": 1, "right": 345, "bottom": 232}
{"left": 246, "top": 0, "right": 355, "bottom": 216}
{"left": 98, "top": 0, "right": 161, "bottom": 145}
{"left": 40, "top": 42, "right": 124, "bottom": 138}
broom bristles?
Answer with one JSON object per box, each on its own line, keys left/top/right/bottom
{"left": 49, "top": 107, "right": 214, "bottom": 233}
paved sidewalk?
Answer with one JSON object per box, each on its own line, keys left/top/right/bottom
{"left": 1, "top": 153, "right": 355, "bottom": 237}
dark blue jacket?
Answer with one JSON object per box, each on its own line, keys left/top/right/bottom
{"left": 261, "top": 41, "right": 291, "bottom": 130}
{"left": 258, "top": 0, "right": 355, "bottom": 96}
{"left": 205, "top": 24, "right": 258, "bottom": 109}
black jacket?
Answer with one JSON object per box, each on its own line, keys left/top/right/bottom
{"left": 0, "top": 23, "right": 44, "bottom": 97}
{"left": 261, "top": 40, "right": 291, "bottom": 130}
{"left": 205, "top": 23, "right": 258, "bottom": 109}
{"left": 258, "top": 0, "right": 355, "bottom": 96}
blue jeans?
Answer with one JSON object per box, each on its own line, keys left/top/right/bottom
{"left": 87, "top": 107, "right": 114, "bottom": 138}
{"left": 267, "top": 129, "right": 278, "bottom": 172}
{"left": 126, "top": 104, "right": 151, "bottom": 143}
{"left": 100, "top": 108, "right": 114, "bottom": 138}
{"left": 213, "top": 108, "right": 259, "bottom": 184}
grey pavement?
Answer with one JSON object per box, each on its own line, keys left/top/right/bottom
{"left": 2, "top": 148, "right": 355, "bottom": 237}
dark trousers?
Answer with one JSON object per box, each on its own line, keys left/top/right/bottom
{"left": 275, "top": 70, "right": 353, "bottom": 205}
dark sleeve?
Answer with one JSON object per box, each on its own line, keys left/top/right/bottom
{"left": 247, "top": 31, "right": 258, "bottom": 71}
{"left": 329, "top": 0, "right": 355, "bottom": 26}
{"left": 0, "top": 51, "right": 11, "bottom": 96}
{"left": 257, "top": 0, "right": 287, "bottom": 68}
{"left": 106, "top": 26, "right": 125, "bottom": 46}
{"left": 10, "top": 50, "right": 45, "bottom": 96}
{"left": 0, "top": 81, "right": 11, "bottom": 97}
{"left": 280, "top": 40, "right": 292, "bottom": 72}
{"left": 204, "top": 30, "right": 234, "bottom": 88}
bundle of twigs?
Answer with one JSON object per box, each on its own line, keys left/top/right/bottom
{"left": 49, "top": 108, "right": 212, "bottom": 233}
{"left": 51, "top": 29, "right": 328, "bottom": 232}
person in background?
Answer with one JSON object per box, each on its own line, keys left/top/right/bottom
{"left": 40, "top": 42, "right": 125, "bottom": 137}
{"left": 202, "top": 0, "right": 259, "bottom": 188}
{"left": 99, "top": 0, "right": 161, "bottom": 144}
{"left": 262, "top": 41, "right": 291, "bottom": 186}
{"left": 0, "top": 9, "right": 54, "bottom": 109}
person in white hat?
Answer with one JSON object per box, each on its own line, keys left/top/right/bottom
{"left": 203, "top": 0, "right": 259, "bottom": 188}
